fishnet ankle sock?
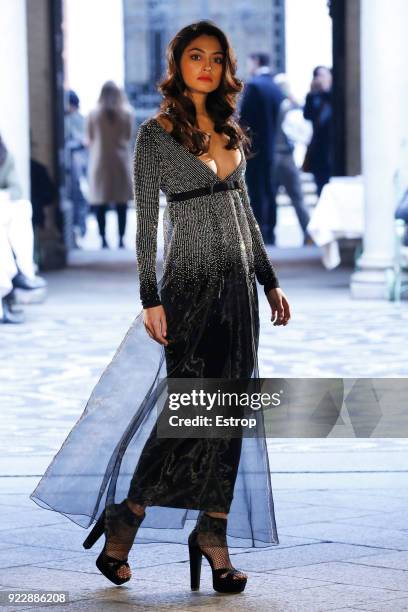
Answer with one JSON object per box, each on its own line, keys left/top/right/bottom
{"left": 104, "top": 500, "right": 145, "bottom": 580}
{"left": 196, "top": 512, "right": 247, "bottom": 580}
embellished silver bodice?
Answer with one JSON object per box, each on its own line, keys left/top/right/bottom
{"left": 133, "top": 117, "right": 279, "bottom": 308}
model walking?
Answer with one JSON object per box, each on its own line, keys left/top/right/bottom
{"left": 30, "top": 20, "right": 291, "bottom": 594}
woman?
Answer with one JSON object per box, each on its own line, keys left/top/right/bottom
{"left": 0, "top": 133, "right": 46, "bottom": 324}
{"left": 30, "top": 21, "right": 291, "bottom": 594}
{"left": 303, "top": 66, "right": 334, "bottom": 197}
{"left": 86, "top": 81, "right": 134, "bottom": 248}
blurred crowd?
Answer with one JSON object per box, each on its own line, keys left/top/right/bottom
{"left": 1, "top": 59, "right": 336, "bottom": 324}
{"left": 238, "top": 53, "right": 333, "bottom": 246}
{"left": 1, "top": 81, "right": 135, "bottom": 324}
{"left": 66, "top": 57, "right": 334, "bottom": 253}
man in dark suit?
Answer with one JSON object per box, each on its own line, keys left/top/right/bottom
{"left": 239, "top": 52, "right": 284, "bottom": 245}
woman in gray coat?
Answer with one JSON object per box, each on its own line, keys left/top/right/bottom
{"left": 86, "top": 81, "right": 135, "bottom": 248}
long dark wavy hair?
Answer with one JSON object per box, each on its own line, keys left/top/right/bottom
{"left": 157, "top": 20, "right": 251, "bottom": 157}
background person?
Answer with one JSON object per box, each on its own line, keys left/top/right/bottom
{"left": 64, "top": 89, "right": 88, "bottom": 244}
{"left": 273, "top": 74, "right": 312, "bottom": 245}
{"left": 303, "top": 65, "right": 334, "bottom": 196}
{"left": 239, "top": 52, "right": 284, "bottom": 244}
{"left": 30, "top": 157, "right": 57, "bottom": 229}
{"left": 0, "top": 133, "right": 46, "bottom": 323}
{"left": 86, "top": 81, "right": 135, "bottom": 249}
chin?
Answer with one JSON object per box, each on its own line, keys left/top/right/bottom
{"left": 196, "top": 81, "right": 217, "bottom": 92}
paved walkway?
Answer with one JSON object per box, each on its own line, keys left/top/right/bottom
{"left": 1, "top": 207, "right": 408, "bottom": 611}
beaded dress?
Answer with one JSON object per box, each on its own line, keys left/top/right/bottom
{"left": 30, "top": 117, "right": 280, "bottom": 548}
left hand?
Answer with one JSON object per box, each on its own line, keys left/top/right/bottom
{"left": 266, "top": 288, "right": 291, "bottom": 326}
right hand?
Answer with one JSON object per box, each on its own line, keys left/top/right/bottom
{"left": 143, "top": 304, "right": 168, "bottom": 346}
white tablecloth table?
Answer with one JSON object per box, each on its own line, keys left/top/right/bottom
{"left": 307, "top": 176, "right": 364, "bottom": 269}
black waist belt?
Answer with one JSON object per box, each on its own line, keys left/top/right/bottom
{"left": 167, "top": 179, "right": 241, "bottom": 203}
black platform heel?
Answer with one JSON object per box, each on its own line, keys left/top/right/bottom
{"left": 83, "top": 500, "right": 145, "bottom": 586}
{"left": 83, "top": 511, "right": 105, "bottom": 549}
{"left": 188, "top": 512, "right": 247, "bottom": 593}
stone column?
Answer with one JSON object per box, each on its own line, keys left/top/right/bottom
{"left": 350, "top": 0, "right": 408, "bottom": 299}
{"left": 26, "top": 0, "right": 57, "bottom": 179}
{"left": 345, "top": 0, "right": 361, "bottom": 176}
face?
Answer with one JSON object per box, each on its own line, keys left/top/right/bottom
{"left": 314, "top": 67, "right": 332, "bottom": 91}
{"left": 180, "top": 34, "right": 225, "bottom": 95}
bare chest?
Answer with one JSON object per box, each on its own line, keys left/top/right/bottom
{"left": 197, "top": 132, "right": 242, "bottom": 182}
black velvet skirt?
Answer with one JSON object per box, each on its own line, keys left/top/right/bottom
{"left": 127, "top": 287, "right": 245, "bottom": 513}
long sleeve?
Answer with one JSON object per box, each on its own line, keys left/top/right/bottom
{"left": 238, "top": 176, "right": 280, "bottom": 293}
{"left": 134, "top": 122, "right": 162, "bottom": 308}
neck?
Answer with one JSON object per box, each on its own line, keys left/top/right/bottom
{"left": 186, "top": 90, "right": 209, "bottom": 118}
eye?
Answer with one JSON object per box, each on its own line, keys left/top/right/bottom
{"left": 190, "top": 54, "right": 201, "bottom": 61}
{"left": 214, "top": 57, "right": 224, "bottom": 64}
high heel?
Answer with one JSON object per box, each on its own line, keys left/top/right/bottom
{"left": 188, "top": 512, "right": 247, "bottom": 594}
{"left": 188, "top": 534, "right": 202, "bottom": 590}
{"left": 83, "top": 510, "right": 105, "bottom": 549}
{"left": 82, "top": 500, "right": 145, "bottom": 585}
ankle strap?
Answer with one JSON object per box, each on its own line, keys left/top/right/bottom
{"left": 106, "top": 500, "right": 145, "bottom": 527}
{"left": 122, "top": 503, "right": 145, "bottom": 527}
{"left": 196, "top": 512, "right": 227, "bottom": 536}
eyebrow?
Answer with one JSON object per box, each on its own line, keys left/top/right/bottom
{"left": 187, "top": 47, "right": 224, "bottom": 55}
